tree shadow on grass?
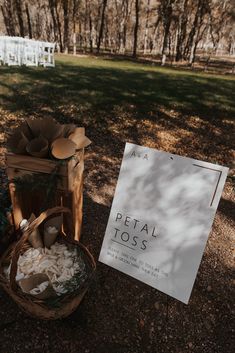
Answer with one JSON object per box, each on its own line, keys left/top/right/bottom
{"left": 0, "top": 61, "right": 234, "bottom": 119}
{"left": 0, "top": 60, "right": 234, "bottom": 166}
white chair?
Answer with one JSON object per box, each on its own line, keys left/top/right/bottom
{"left": 39, "top": 41, "right": 55, "bottom": 67}
{"left": 23, "top": 39, "right": 39, "bottom": 66}
{"left": 5, "top": 38, "right": 21, "bottom": 66}
{"left": 0, "top": 36, "right": 55, "bottom": 67}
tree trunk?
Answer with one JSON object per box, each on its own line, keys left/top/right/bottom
{"left": 122, "top": 0, "right": 131, "bottom": 54}
{"left": 85, "top": 0, "right": 94, "bottom": 53}
{"left": 183, "top": 0, "right": 205, "bottom": 60}
{"left": 25, "top": 3, "right": 32, "bottom": 39}
{"left": 78, "top": 20, "right": 82, "bottom": 50}
{"left": 72, "top": 0, "right": 79, "bottom": 55}
{"left": 133, "top": 0, "right": 140, "bottom": 57}
{"left": 161, "top": 27, "right": 170, "bottom": 65}
{"left": 175, "top": 0, "right": 189, "bottom": 61}
{"left": 89, "top": 12, "right": 93, "bottom": 53}
{"left": 63, "top": 0, "right": 69, "bottom": 53}
{"left": 188, "top": 1, "right": 208, "bottom": 65}
{"left": 49, "top": 0, "right": 58, "bottom": 43}
{"left": 118, "top": 0, "right": 128, "bottom": 54}
{"left": 55, "top": 1, "right": 63, "bottom": 52}
{"left": 97, "top": 0, "right": 108, "bottom": 53}
{"left": 189, "top": 24, "right": 207, "bottom": 66}
{"left": 15, "top": 0, "right": 25, "bottom": 37}
{"left": 119, "top": 17, "right": 125, "bottom": 54}
{"left": 1, "top": 1, "right": 15, "bottom": 36}
{"left": 152, "top": 16, "right": 161, "bottom": 55}
{"left": 104, "top": 17, "right": 109, "bottom": 51}
{"left": 144, "top": 0, "right": 151, "bottom": 55}
{"left": 73, "top": 32, "right": 77, "bottom": 55}
{"left": 160, "top": 0, "right": 174, "bottom": 66}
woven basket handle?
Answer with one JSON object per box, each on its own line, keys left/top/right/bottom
{"left": 9, "top": 206, "right": 74, "bottom": 291}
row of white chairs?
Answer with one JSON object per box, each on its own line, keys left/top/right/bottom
{"left": 0, "top": 36, "right": 55, "bottom": 67}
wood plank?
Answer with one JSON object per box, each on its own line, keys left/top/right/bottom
{"left": 8, "top": 183, "right": 23, "bottom": 229}
{"left": 68, "top": 150, "right": 83, "bottom": 191}
{"left": 5, "top": 153, "right": 68, "bottom": 176}
{"left": 72, "top": 152, "right": 84, "bottom": 241}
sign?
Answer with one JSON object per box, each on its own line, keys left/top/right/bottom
{"left": 99, "top": 143, "right": 229, "bottom": 304}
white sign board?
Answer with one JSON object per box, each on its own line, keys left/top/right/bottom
{"left": 99, "top": 143, "right": 228, "bottom": 304}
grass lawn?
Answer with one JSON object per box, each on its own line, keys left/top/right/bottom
{"left": 0, "top": 55, "right": 234, "bottom": 353}
{"left": 1, "top": 54, "right": 235, "bottom": 117}
{"left": 1, "top": 53, "right": 234, "bottom": 202}
{"left": 0, "top": 54, "right": 234, "bottom": 168}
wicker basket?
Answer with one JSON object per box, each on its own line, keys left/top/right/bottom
{"left": 0, "top": 206, "right": 96, "bottom": 320}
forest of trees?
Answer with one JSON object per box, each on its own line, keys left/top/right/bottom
{"left": 0, "top": 0, "right": 235, "bottom": 65}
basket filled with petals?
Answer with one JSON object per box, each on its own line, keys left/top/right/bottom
{"left": 0, "top": 206, "right": 96, "bottom": 320}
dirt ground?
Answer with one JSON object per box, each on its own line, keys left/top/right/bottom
{"left": 0, "top": 63, "right": 234, "bottom": 353}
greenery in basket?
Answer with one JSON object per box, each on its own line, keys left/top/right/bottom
{"left": 62, "top": 254, "right": 90, "bottom": 293}
{"left": 45, "top": 249, "right": 93, "bottom": 309}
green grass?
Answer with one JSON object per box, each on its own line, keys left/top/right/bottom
{"left": 0, "top": 54, "right": 235, "bottom": 121}
{"left": 0, "top": 54, "right": 234, "bottom": 172}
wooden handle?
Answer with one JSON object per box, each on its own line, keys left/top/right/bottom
{"left": 9, "top": 206, "right": 74, "bottom": 291}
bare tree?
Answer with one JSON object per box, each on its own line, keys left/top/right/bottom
{"left": 175, "top": 0, "right": 189, "bottom": 61}
{"left": 15, "top": 0, "right": 25, "bottom": 37}
{"left": 159, "top": 0, "right": 175, "bottom": 65}
{"left": 1, "top": 0, "right": 16, "bottom": 36}
{"left": 25, "top": 2, "right": 32, "bottom": 38}
{"left": 143, "top": 0, "right": 151, "bottom": 54}
{"left": 48, "top": 0, "right": 58, "bottom": 43}
{"left": 133, "top": 0, "right": 140, "bottom": 57}
{"left": 63, "top": 0, "right": 69, "bottom": 53}
{"left": 97, "top": 0, "right": 108, "bottom": 53}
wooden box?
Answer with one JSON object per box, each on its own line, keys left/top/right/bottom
{"left": 5, "top": 150, "right": 84, "bottom": 241}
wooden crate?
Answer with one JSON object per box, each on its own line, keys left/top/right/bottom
{"left": 5, "top": 150, "right": 84, "bottom": 241}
